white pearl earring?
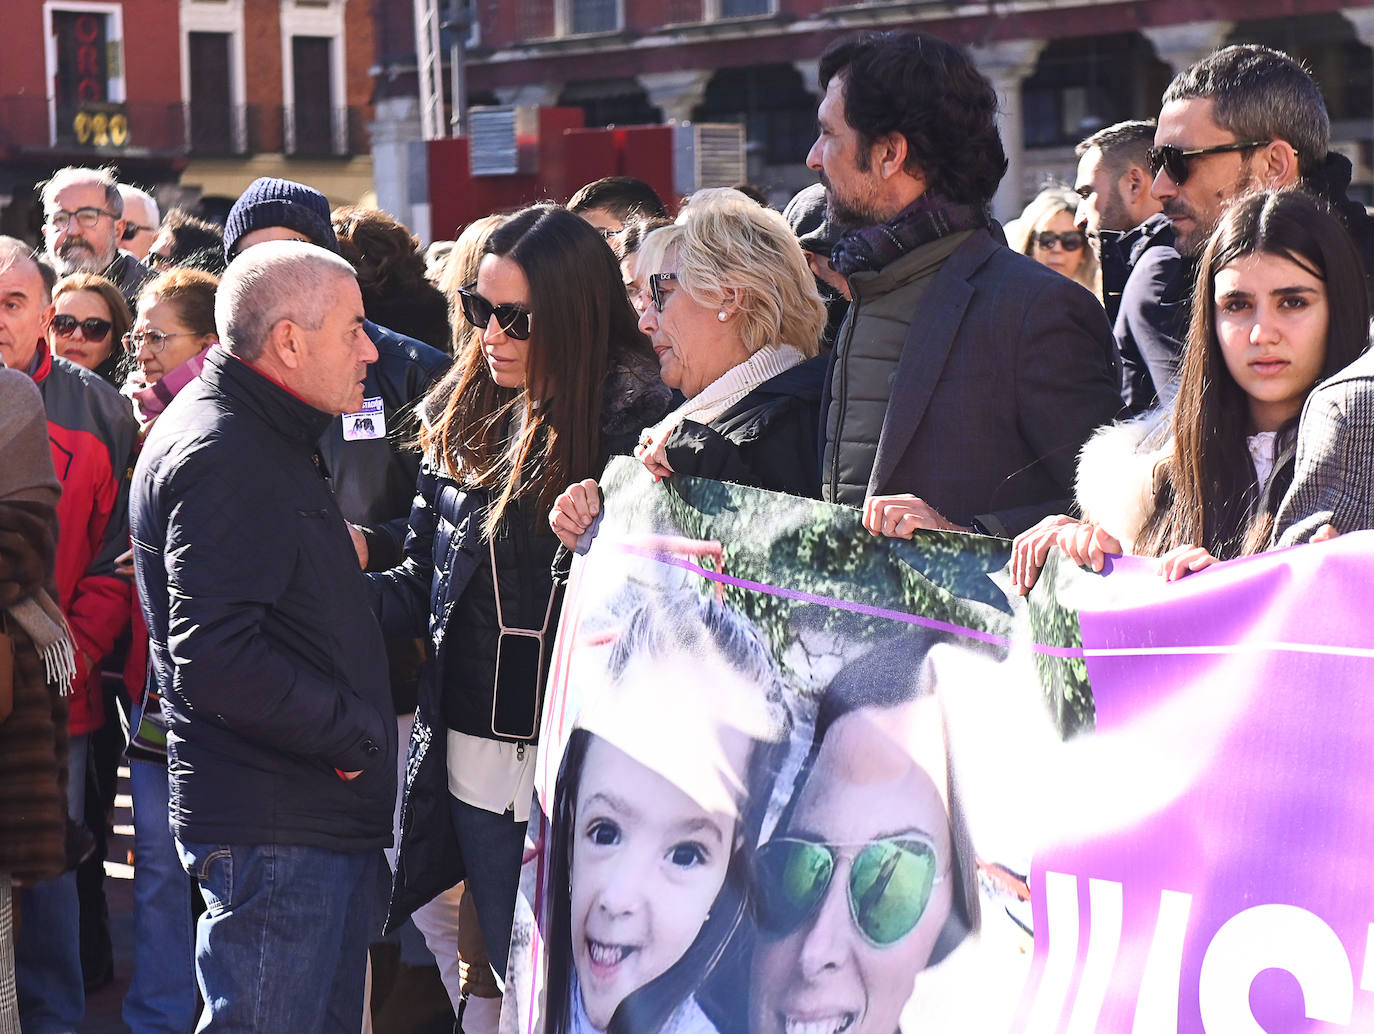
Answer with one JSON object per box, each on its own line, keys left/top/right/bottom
{"left": 717, "top": 311, "right": 728, "bottom": 322}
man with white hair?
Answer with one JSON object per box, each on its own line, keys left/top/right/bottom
{"left": 130, "top": 241, "right": 396, "bottom": 1033}
{"left": 39, "top": 166, "right": 151, "bottom": 306}
{"left": 115, "top": 183, "right": 160, "bottom": 261}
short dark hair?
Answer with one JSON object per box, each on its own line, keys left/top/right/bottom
{"left": 1162, "top": 45, "right": 1329, "bottom": 178}
{"left": 331, "top": 204, "right": 428, "bottom": 303}
{"left": 817, "top": 31, "right": 1007, "bottom": 206}
{"left": 160, "top": 209, "right": 226, "bottom": 275}
{"left": 567, "top": 176, "right": 668, "bottom": 221}
{"left": 1075, "top": 119, "right": 1157, "bottom": 179}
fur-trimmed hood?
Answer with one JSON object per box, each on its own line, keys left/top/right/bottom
{"left": 1074, "top": 409, "right": 1172, "bottom": 553}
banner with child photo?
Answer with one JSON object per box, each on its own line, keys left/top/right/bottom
{"left": 503, "top": 455, "right": 1374, "bottom": 1034}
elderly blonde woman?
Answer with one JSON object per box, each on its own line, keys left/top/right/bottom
{"left": 1010, "top": 186, "right": 1099, "bottom": 294}
{"left": 550, "top": 188, "right": 827, "bottom": 546}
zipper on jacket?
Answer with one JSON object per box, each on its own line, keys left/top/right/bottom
{"left": 827, "top": 302, "right": 859, "bottom": 499}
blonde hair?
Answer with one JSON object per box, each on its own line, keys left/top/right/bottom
{"left": 642, "top": 188, "right": 825, "bottom": 359}
{"left": 1013, "top": 186, "right": 1099, "bottom": 293}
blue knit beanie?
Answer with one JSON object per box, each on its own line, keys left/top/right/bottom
{"left": 223, "top": 177, "right": 339, "bottom": 260}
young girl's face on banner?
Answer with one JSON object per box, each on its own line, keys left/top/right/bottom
{"left": 570, "top": 735, "right": 741, "bottom": 1029}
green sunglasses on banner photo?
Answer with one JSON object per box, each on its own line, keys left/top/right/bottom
{"left": 752, "top": 836, "right": 946, "bottom": 947}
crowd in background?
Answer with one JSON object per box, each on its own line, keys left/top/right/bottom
{"left": 2, "top": 25, "right": 1374, "bottom": 1034}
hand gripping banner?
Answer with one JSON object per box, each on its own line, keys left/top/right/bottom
{"left": 503, "top": 457, "right": 1374, "bottom": 1034}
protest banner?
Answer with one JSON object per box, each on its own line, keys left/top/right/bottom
{"left": 505, "top": 457, "right": 1374, "bottom": 1034}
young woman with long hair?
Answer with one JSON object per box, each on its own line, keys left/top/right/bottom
{"left": 1012, "top": 188, "right": 1371, "bottom": 591}
{"left": 369, "top": 204, "right": 671, "bottom": 980}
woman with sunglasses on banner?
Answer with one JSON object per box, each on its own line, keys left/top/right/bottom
{"left": 550, "top": 189, "right": 828, "bottom": 551}
{"left": 1010, "top": 187, "right": 1098, "bottom": 295}
{"left": 117, "top": 267, "right": 220, "bottom": 1034}
{"left": 46, "top": 274, "right": 132, "bottom": 387}
{"left": 369, "top": 204, "right": 671, "bottom": 983}
{"left": 543, "top": 590, "right": 787, "bottom": 1034}
{"left": 1011, "top": 188, "right": 1371, "bottom": 593}
{"left": 745, "top": 634, "right": 979, "bottom": 1034}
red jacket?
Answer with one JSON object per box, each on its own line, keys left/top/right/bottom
{"left": 32, "top": 341, "right": 138, "bottom": 735}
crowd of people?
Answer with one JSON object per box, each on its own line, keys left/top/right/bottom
{"left": 1, "top": 24, "right": 1373, "bottom": 1034}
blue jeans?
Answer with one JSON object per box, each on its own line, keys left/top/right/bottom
{"left": 448, "top": 796, "right": 526, "bottom": 983}
{"left": 177, "top": 840, "right": 380, "bottom": 1034}
{"left": 123, "top": 755, "right": 197, "bottom": 1034}
{"left": 15, "top": 732, "right": 88, "bottom": 1034}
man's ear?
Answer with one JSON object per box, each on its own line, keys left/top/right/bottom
{"left": 39, "top": 304, "right": 55, "bottom": 334}
{"left": 1254, "top": 140, "right": 1301, "bottom": 189}
{"left": 875, "top": 131, "right": 909, "bottom": 181}
{"left": 264, "top": 318, "right": 304, "bottom": 370}
{"left": 1121, "top": 165, "right": 1149, "bottom": 205}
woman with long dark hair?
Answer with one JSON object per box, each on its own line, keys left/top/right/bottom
{"left": 370, "top": 205, "right": 671, "bottom": 981}
{"left": 1012, "top": 188, "right": 1371, "bottom": 591}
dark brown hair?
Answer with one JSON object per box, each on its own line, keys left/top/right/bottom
{"left": 1137, "top": 189, "right": 1370, "bottom": 558}
{"left": 332, "top": 205, "right": 429, "bottom": 302}
{"left": 420, "top": 205, "right": 651, "bottom": 536}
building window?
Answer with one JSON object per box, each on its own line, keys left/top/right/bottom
{"left": 719, "top": 0, "right": 772, "bottom": 16}
{"left": 566, "top": 0, "right": 619, "bottom": 35}
{"left": 44, "top": 3, "right": 126, "bottom": 148}
{"left": 181, "top": 0, "right": 248, "bottom": 154}
{"left": 290, "top": 36, "right": 336, "bottom": 155}
{"left": 278, "top": 0, "right": 349, "bottom": 156}
{"left": 693, "top": 64, "right": 815, "bottom": 167}
{"left": 1022, "top": 34, "right": 1170, "bottom": 149}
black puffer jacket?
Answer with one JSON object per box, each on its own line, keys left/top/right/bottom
{"left": 370, "top": 351, "right": 670, "bottom": 927}
{"left": 131, "top": 348, "right": 397, "bottom": 852}
{"left": 322, "top": 322, "right": 449, "bottom": 714}
{"left": 664, "top": 357, "right": 826, "bottom": 497}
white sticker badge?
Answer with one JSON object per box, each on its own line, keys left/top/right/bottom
{"left": 342, "top": 396, "right": 386, "bottom": 441}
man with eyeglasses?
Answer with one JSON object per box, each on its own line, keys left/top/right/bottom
{"left": 0, "top": 236, "right": 137, "bottom": 1034}
{"left": 116, "top": 184, "right": 161, "bottom": 262}
{"left": 38, "top": 167, "right": 152, "bottom": 309}
{"left": 1114, "top": 44, "right": 1374, "bottom": 415}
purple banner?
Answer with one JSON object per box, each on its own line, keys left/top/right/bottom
{"left": 1018, "top": 533, "right": 1374, "bottom": 1034}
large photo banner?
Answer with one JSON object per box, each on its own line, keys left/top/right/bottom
{"left": 505, "top": 456, "right": 1374, "bottom": 1034}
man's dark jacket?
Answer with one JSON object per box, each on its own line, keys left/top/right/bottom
{"left": 821, "top": 228, "right": 1121, "bottom": 536}
{"left": 130, "top": 347, "right": 397, "bottom": 852}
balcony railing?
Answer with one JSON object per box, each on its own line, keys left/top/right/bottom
{"left": 0, "top": 95, "right": 185, "bottom": 154}
{"left": 281, "top": 105, "right": 366, "bottom": 158}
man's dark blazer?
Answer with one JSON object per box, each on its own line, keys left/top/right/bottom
{"left": 823, "top": 227, "right": 1122, "bottom": 537}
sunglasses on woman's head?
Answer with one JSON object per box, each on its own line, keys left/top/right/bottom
{"left": 1034, "top": 230, "right": 1086, "bottom": 253}
{"left": 648, "top": 272, "right": 678, "bottom": 312}
{"left": 752, "top": 836, "right": 944, "bottom": 946}
{"left": 458, "top": 285, "right": 533, "bottom": 341}
{"left": 1145, "top": 140, "right": 1270, "bottom": 186}
{"left": 50, "top": 314, "right": 113, "bottom": 340}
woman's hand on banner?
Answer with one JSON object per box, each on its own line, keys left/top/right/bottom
{"left": 1157, "top": 543, "right": 1219, "bottom": 581}
{"left": 1011, "top": 513, "right": 1079, "bottom": 594}
{"left": 550, "top": 479, "right": 602, "bottom": 551}
{"left": 1057, "top": 520, "right": 1122, "bottom": 574}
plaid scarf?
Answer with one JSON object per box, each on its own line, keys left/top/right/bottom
{"left": 830, "top": 194, "right": 990, "bottom": 278}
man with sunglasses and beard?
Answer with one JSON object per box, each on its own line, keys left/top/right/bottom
{"left": 0, "top": 237, "right": 136, "bottom": 1034}
{"left": 1115, "top": 44, "right": 1374, "bottom": 415}
{"left": 39, "top": 167, "right": 152, "bottom": 309}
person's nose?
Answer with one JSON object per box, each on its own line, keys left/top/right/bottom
{"left": 590, "top": 851, "right": 651, "bottom": 919}
{"left": 359, "top": 331, "right": 379, "bottom": 365}
{"left": 1075, "top": 201, "right": 1090, "bottom": 234}
{"left": 637, "top": 304, "right": 658, "bottom": 335}
{"left": 796, "top": 875, "right": 853, "bottom": 980}
{"left": 806, "top": 136, "right": 824, "bottom": 173}
{"left": 1250, "top": 307, "right": 1281, "bottom": 347}
{"left": 483, "top": 314, "right": 508, "bottom": 346}
{"left": 1150, "top": 166, "right": 1176, "bottom": 203}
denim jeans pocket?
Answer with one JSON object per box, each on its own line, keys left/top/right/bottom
{"left": 186, "top": 844, "right": 234, "bottom": 915}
